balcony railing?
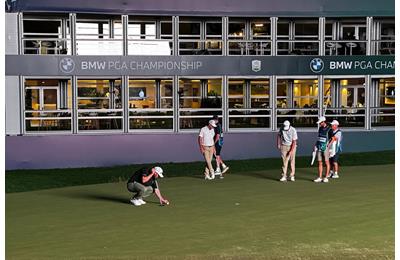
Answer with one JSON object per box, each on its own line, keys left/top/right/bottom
{"left": 22, "top": 38, "right": 71, "bottom": 55}
{"left": 228, "top": 40, "right": 272, "bottom": 55}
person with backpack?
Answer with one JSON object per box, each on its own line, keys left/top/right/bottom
{"left": 328, "top": 120, "right": 342, "bottom": 179}
{"left": 212, "top": 115, "right": 229, "bottom": 178}
{"left": 313, "top": 116, "right": 332, "bottom": 183}
{"left": 277, "top": 120, "right": 298, "bottom": 182}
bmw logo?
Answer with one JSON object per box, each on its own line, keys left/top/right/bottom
{"left": 59, "top": 57, "right": 75, "bottom": 73}
{"left": 310, "top": 58, "right": 324, "bottom": 73}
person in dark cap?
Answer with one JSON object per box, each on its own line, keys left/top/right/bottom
{"left": 212, "top": 115, "right": 229, "bottom": 178}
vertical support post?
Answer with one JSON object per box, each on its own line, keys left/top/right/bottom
{"left": 122, "top": 15, "right": 128, "bottom": 56}
{"left": 365, "top": 75, "right": 371, "bottom": 130}
{"left": 69, "top": 13, "right": 76, "bottom": 55}
{"left": 318, "top": 75, "right": 324, "bottom": 117}
{"left": 123, "top": 76, "right": 129, "bottom": 133}
{"left": 173, "top": 16, "right": 179, "bottom": 56}
{"left": 173, "top": 75, "right": 179, "bottom": 132}
{"left": 271, "top": 76, "right": 277, "bottom": 131}
{"left": 72, "top": 76, "right": 78, "bottom": 134}
{"left": 17, "top": 12, "right": 23, "bottom": 55}
{"left": 271, "top": 17, "right": 277, "bottom": 56}
{"left": 222, "top": 16, "right": 228, "bottom": 56}
{"left": 222, "top": 76, "right": 229, "bottom": 131}
{"left": 319, "top": 17, "right": 325, "bottom": 56}
{"left": 366, "top": 17, "right": 373, "bottom": 55}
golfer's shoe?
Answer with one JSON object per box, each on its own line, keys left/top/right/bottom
{"left": 219, "top": 174, "right": 224, "bottom": 179}
{"left": 130, "top": 198, "right": 142, "bottom": 206}
{"left": 204, "top": 174, "right": 213, "bottom": 180}
{"left": 328, "top": 170, "right": 334, "bottom": 178}
{"left": 138, "top": 198, "right": 146, "bottom": 205}
{"left": 314, "top": 177, "right": 323, "bottom": 183}
{"left": 214, "top": 168, "right": 222, "bottom": 176}
{"left": 323, "top": 177, "right": 329, "bottom": 183}
{"left": 279, "top": 176, "right": 287, "bottom": 182}
{"left": 290, "top": 176, "right": 295, "bottom": 182}
{"left": 210, "top": 172, "right": 215, "bottom": 180}
{"left": 222, "top": 166, "right": 230, "bottom": 174}
{"left": 332, "top": 174, "right": 340, "bottom": 179}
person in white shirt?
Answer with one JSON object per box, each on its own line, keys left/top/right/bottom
{"left": 328, "top": 120, "right": 342, "bottom": 179}
{"left": 198, "top": 120, "right": 217, "bottom": 180}
{"left": 277, "top": 120, "right": 298, "bottom": 182}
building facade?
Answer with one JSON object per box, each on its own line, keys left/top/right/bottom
{"left": 5, "top": 0, "right": 395, "bottom": 169}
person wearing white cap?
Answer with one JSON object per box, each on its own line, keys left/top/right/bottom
{"left": 313, "top": 116, "right": 332, "bottom": 183}
{"left": 328, "top": 120, "right": 342, "bottom": 179}
{"left": 198, "top": 120, "right": 217, "bottom": 180}
{"left": 127, "top": 166, "right": 170, "bottom": 206}
{"left": 277, "top": 120, "right": 298, "bottom": 182}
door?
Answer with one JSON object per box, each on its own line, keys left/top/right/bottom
{"left": 25, "top": 87, "right": 59, "bottom": 110}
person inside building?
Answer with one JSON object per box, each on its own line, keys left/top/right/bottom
{"left": 127, "top": 166, "right": 170, "bottom": 206}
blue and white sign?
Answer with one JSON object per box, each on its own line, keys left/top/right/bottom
{"left": 310, "top": 58, "right": 324, "bottom": 73}
{"left": 59, "top": 57, "right": 75, "bottom": 74}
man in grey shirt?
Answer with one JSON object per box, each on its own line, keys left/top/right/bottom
{"left": 277, "top": 120, "right": 298, "bottom": 182}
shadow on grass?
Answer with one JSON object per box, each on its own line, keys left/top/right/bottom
{"left": 55, "top": 191, "right": 157, "bottom": 205}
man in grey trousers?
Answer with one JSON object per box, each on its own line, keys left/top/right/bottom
{"left": 127, "top": 166, "right": 170, "bottom": 206}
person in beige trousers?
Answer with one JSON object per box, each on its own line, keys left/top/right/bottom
{"left": 198, "top": 120, "right": 217, "bottom": 180}
{"left": 277, "top": 120, "right": 298, "bottom": 182}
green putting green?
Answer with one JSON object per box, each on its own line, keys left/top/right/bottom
{"left": 6, "top": 164, "right": 394, "bottom": 260}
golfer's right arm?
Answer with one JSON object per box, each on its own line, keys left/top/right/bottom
{"left": 198, "top": 136, "right": 204, "bottom": 153}
{"left": 276, "top": 134, "right": 281, "bottom": 149}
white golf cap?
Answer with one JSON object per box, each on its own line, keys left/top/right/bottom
{"left": 330, "top": 120, "right": 339, "bottom": 126}
{"left": 209, "top": 120, "right": 217, "bottom": 127}
{"left": 154, "top": 166, "right": 164, "bottom": 178}
{"left": 316, "top": 116, "right": 326, "bottom": 124}
{"left": 283, "top": 120, "right": 290, "bottom": 130}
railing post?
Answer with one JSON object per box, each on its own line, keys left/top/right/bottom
{"left": 122, "top": 15, "right": 128, "bottom": 56}
{"left": 69, "top": 13, "right": 76, "bottom": 55}
{"left": 271, "top": 17, "right": 277, "bottom": 56}
{"left": 365, "top": 75, "right": 371, "bottom": 130}
{"left": 319, "top": 17, "right": 325, "bottom": 56}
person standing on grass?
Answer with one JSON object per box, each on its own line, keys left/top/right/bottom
{"left": 313, "top": 116, "right": 333, "bottom": 183}
{"left": 127, "top": 166, "right": 170, "bottom": 206}
{"left": 328, "top": 120, "right": 342, "bottom": 179}
{"left": 277, "top": 120, "right": 298, "bottom": 182}
{"left": 212, "top": 115, "right": 229, "bottom": 179}
{"left": 198, "top": 120, "right": 217, "bottom": 180}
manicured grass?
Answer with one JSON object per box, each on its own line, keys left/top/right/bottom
{"left": 6, "top": 164, "right": 394, "bottom": 260}
{"left": 5, "top": 150, "right": 395, "bottom": 193}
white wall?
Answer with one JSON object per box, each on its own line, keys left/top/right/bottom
{"left": 5, "top": 76, "right": 21, "bottom": 135}
{"left": 5, "top": 13, "right": 19, "bottom": 55}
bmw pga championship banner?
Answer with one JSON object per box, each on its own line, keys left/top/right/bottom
{"left": 5, "top": 55, "right": 394, "bottom": 76}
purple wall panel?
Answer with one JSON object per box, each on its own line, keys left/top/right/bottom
{"left": 5, "top": 131, "right": 394, "bottom": 170}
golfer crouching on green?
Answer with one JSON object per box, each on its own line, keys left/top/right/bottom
{"left": 127, "top": 166, "right": 170, "bottom": 206}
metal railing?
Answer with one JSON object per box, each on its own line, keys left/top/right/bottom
{"left": 228, "top": 40, "right": 272, "bottom": 55}
{"left": 128, "top": 108, "right": 174, "bottom": 130}
{"left": 22, "top": 38, "right": 71, "bottom": 55}
{"left": 24, "top": 109, "right": 72, "bottom": 132}
{"left": 76, "top": 39, "right": 123, "bottom": 55}
{"left": 128, "top": 39, "right": 173, "bottom": 55}
{"left": 77, "top": 108, "right": 124, "bottom": 131}
{"left": 178, "top": 39, "right": 223, "bottom": 55}
{"left": 276, "top": 39, "right": 319, "bottom": 55}
{"left": 228, "top": 108, "right": 271, "bottom": 129}
{"left": 325, "top": 40, "right": 367, "bottom": 56}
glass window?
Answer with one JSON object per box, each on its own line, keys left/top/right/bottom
{"left": 128, "top": 22, "right": 156, "bottom": 39}
{"left": 277, "top": 80, "right": 289, "bottom": 108}
{"left": 339, "top": 78, "right": 365, "bottom": 107}
{"left": 378, "top": 78, "right": 395, "bottom": 107}
{"left": 161, "top": 22, "right": 173, "bottom": 38}
{"left": 293, "top": 80, "right": 318, "bottom": 108}
{"left": 23, "top": 18, "right": 70, "bottom": 55}
{"left": 323, "top": 80, "right": 332, "bottom": 108}
{"left": 179, "top": 78, "right": 222, "bottom": 130}
{"left": 206, "top": 22, "right": 222, "bottom": 38}
{"left": 129, "top": 80, "right": 156, "bottom": 109}
{"left": 228, "top": 80, "right": 245, "bottom": 108}
{"left": 277, "top": 22, "right": 290, "bottom": 39}
{"left": 251, "top": 21, "right": 271, "bottom": 39}
{"left": 294, "top": 22, "right": 318, "bottom": 38}
{"left": 24, "top": 79, "right": 72, "bottom": 132}
{"left": 160, "top": 79, "right": 173, "bottom": 109}
{"left": 77, "top": 79, "right": 123, "bottom": 131}
{"left": 250, "top": 80, "right": 270, "bottom": 108}
{"left": 179, "top": 22, "right": 201, "bottom": 37}
{"left": 229, "top": 21, "right": 246, "bottom": 39}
